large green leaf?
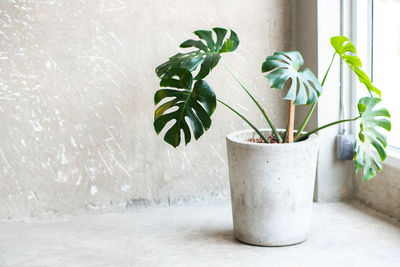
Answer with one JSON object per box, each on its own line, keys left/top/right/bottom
{"left": 154, "top": 68, "right": 216, "bottom": 147}
{"left": 330, "top": 36, "right": 381, "bottom": 97}
{"left": 354, "top": 97, "right": 391, "bottom": 181}
{"left": 261, "top": 51, "right": 322, "bottom": 105}
{"left": 155, "top": 27, "right": 239, "bottom": 80}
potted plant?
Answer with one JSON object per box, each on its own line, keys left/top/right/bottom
{"left": 153, "top": 28, "right": 391, "bottom": 246}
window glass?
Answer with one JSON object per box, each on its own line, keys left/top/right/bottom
{"left": 373, "top": 0, "right": 400, "bottom": 148}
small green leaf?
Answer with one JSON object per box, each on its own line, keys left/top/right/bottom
{"left": 154, "top": 68, "right": 216, "bottom": 147}
{"left": 155, "top": 28, "right": 239, "bottom": 81}
{"left": 180, "top": 40, "right": 208, "bottom": 51}
{"left": 228, "top": 29, "right": 239, "bottom": 52}
{"left": 213, "top": 27, "right": 228, "bottom": 49}
{"left": 354, "top": 97, "right": 391, "bottom": 181}
{"left": 194, "top": 30, "right": 215, "bottom": 51}
{"left": 262, "top": 51, "right": 322, "bottom": 105}
{"left": 220, "top": 39, "right": 232, "bottom": 53}
{"left": 331, "top": 36, "right": 381, "bottom": 97}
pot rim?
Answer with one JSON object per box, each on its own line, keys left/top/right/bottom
{"left": 226, "top": 128, "right": 318, "bottom": 147}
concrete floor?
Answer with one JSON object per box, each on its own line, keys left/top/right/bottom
{"left": 0, "top": 202, "right": 400, "bottom": 267}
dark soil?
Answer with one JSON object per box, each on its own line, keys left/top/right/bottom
{"left": 248, "top": 132, "right": 286, "bottom": 144}
{"left": 248, "top": 137, "right": 277, "bottom": 144}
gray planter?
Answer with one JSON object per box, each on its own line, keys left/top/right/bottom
{"left": 226, "top": 129, "right": 319, "bottom": 246}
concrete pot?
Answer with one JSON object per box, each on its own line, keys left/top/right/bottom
{"left": 226, "top": 129, "right": 319, "bottom": 246}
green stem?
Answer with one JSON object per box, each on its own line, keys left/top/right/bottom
{"left": 222, "top": 60, "right": 282, "bottom": 143}
{"left": 294, "top": 116, "right": 360, "bottom": 142}
{"left": 283, "top": 123, "right": 289, "bottom": 143}
{"left": 295, "top": 52, "right": 337, "bottom": 137}
{"left": 217, "top": 99, "right": 270, "bottom": 143}
{"left": 321, "top": 53, "right": 337, "bottom": 87}
{"left": 295, "top": 102, "right": 317, "bottom": 137}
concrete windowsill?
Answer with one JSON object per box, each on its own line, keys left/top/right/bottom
{"left": 380, "top": 147, "right": 400, "bottom": 170}
{"left": 0, "top": 201, "right": 399, "bottom": 266}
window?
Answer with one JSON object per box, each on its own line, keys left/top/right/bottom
{"left": 372, "top": 0, "right": 400, "bottom": 148}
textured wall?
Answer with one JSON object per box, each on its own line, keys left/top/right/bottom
{"left": 0, "top": 0, "right": 293, "bottom": 220}
{"left": 354, "top": 165, "right": 400, "bottom": 220}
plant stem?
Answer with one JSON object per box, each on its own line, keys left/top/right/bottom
{"left": 295, "top": 52, "right": 337, "bottom": 137}
{"left": 222, "top": 59, "right": 282, "bottom": 143}
{"left": 295, "top": 102, "right": 317, "bottom": 137}
{"left": 287, "top": 100, "right": 295, "bottom": 143}
{"left": 283, "top": 124, "right": 289, "bottom": 143}
{"left": 294, "top": 116, "right": 360, "bottom": 142}
{"left": 321, "top": 53, "right": 337, "bottom": 87}
{"left": 217, "top": 99, "right": 270, "bottom": 143}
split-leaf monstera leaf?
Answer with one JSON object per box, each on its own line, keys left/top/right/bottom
{"left": 261, "top": 51, "right": 322, "bottom": 105}
{"left": 330, "top": 36, "right": 381, "bottom": 97}
{"left": 154, "top": 68, "right": 216, "bottom": 148}
{"left": 154, "top": 27, "right": 239, "bottom": 147}
{"left": 355, "top": 97, "right": 391, "bottom": 181}
{"left": 155, "top": 28, "right": 239, "bottom": 80}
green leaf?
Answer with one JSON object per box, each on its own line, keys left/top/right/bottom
{"left": 262, "top": 51, "right": 322, "bottom": 105}
{"left": 159, "top": 67, "right": 193, "bottom": 90}
{"left": 354, "top": 97, "right": 391, "bottom": 181}
{"left": 227, "top": 29, "right": 239, "bottom": 52}
{"left": 220, "top": 39, "right": 232, "bottom": 53}
{"left": 212, "top": 27, "right": 227, "bottom": 49}
{"left": 154, "top": 68, "right": 216, "bottom": 147}
{"left": 330, "top": 36, "right": 381, "bottom": 97}
{"left": 155, "top": 28, "right": 239, "bottom": 80}
{"left": 180, "top": 40, "right": 208, "bottom": 51}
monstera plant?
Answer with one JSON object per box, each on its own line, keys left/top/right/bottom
{"left": 154, "top": 27, "right": 391, "bottom": 182}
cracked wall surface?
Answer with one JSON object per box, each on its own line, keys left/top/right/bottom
{"left": 0, "top": 0, "right": 293, "bottom": 220}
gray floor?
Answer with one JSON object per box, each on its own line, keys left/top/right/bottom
{"left": 0, "top": 201, "right": 400, "bottom": 267}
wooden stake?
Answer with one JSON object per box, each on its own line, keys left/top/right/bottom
{"left": 287, "top": 100, "right": 295, "bottom": 143}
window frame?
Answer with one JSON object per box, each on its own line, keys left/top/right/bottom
{"left": 352, "top": 0, "right": 400, "bottom": 169}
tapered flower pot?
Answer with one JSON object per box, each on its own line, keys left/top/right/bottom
{"left": 226, "top": 129, "right": 319, "bottom": 246}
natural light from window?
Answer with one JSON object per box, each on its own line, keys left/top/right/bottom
{"left": 373, "top": 0, "right": 400, "bottom": 148}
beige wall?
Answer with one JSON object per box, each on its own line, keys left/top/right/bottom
{"left": 293, "top": 0, "right": 318, "bottom": 133}
{"left": 294, "top": 0, "right": 355, "bottom": 202}
{"left": 0, "top": 0, "right": 294, "bottom": 220}
{"left": 354, "top": 165, "right": 400, "bottom": 220}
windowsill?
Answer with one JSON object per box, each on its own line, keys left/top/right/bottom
{"left": 0, "top": 201, "right": 400, "bottom": 265}
{"left": 373, "top": 146, "right": 400, "bottom": 170}
{"left": 356, "top": 146, "right": 400, "bottom": 221}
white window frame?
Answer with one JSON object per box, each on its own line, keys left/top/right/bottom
{"left": 352, "top": 0, "right": 400, "bottom": 169}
